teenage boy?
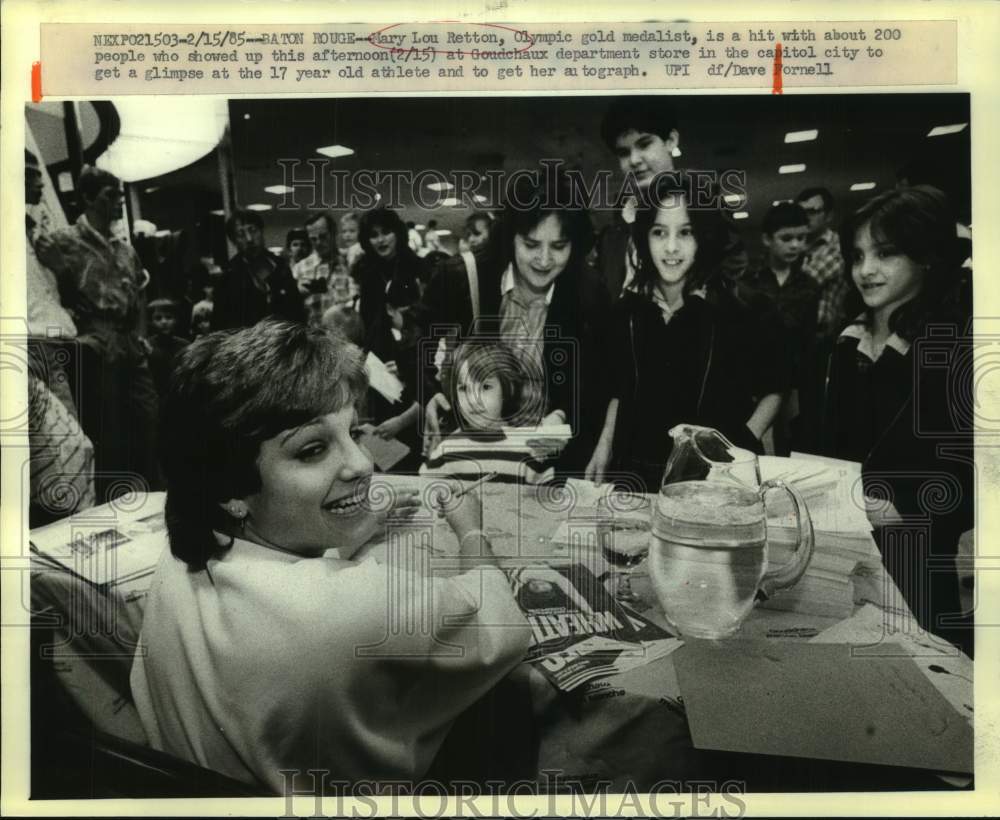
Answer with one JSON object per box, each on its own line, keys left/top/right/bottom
{"left": 146, "top": 298, "right": 188, "bottom": 397}
{"left": 741, "top": 202, "right": 820, "bottom": 454}
{"left": 597, "top": 97, "right": 748, "bottom": 299}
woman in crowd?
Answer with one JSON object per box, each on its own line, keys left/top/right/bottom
{"left": 584, "top": 173, "right": 788, "bottom": 491}
{"left": 354, "top": 207, "right": 428, "bottom": 353}
{"left": 130, "top": 320, "right": 529, "bottom": 792}
{"left": 420, "top": 171, "right": 613, "bottom": 474}
{"left": 822, "top": 186, "right": 973, "bottom": 650}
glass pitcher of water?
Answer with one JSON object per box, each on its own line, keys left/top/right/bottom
{"left": 647, "top": 425, "right": 815, "bottom": 639}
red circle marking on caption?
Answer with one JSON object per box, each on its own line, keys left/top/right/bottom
{"left": 366, "top": 22, "right": 537, "bottom": 58}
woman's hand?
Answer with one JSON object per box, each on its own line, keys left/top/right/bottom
{"left": 373, "top": 486, "right": 421, "bottom": 527}
{"left": 422, "top": 392, "right": 451, "bottom": 456}
{"left": 584, "top": 440, "right": 612, "bottom": 484}
{"left": 373, "top": 415, "right": 405, "bottom": 440}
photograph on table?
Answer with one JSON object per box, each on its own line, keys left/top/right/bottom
{"left": 21, "top": 91, "right": 976, "bottom": 799}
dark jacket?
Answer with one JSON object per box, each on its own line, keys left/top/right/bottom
{"left": 820, "top": 303, "right": 974, "bottom": 643}
{"left": 418, "top": 245, "right": 613, "bottom": 473}
{"left": 609, "top": 286, "right": 789, "bottom": 491}
{"left": 213, "top": 251, "right": 304, "bottom": 330}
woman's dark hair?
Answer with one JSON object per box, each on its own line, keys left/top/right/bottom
{"left": 840, "top": 185, "right": 968, "bottom": 341}
{"left": 159, "top": 320, "right": 368, "bottom": 570}
{"left": 497, "top": 170, "right": 595, "bottom": 276}
{"left": 630, "top": 172, "right": 730, "bottom": 296}
{"left": 358, "top": 207, "right": 412, "bottom": 262}
{"left": 442, "top": 339, "right": 545, "bottom": 430}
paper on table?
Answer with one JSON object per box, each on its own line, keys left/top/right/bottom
{"left": 675, "top": 639, "right": 973, "bottom": 774}
{"left": 30, "top": 492, "right": 168, "bottom": 587}
{"left": 355, "top": 423, "right": 411, "bottom": 471}
{"left": 365, "top": 351, "right": 404, "bottom": 404}
{"left": 561, "top": 477, "right": 615, "bottom": 509}
{"left": 810, "top": 604, "right": 974, "bottom": 724}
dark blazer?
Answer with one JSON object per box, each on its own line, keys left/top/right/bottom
{"left": 213, "top": 251, "right": 304, "bottom": 330}
{"left": 419, "top": 246, "right": 613, "bottom": 472}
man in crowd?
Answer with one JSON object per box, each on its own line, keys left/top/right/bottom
{"left": 213, "top": 209, "right": 304, "bottom": 329}
{"left": 795, "top": 186, "right": 847, "bottom": 341}
{"left": 37, "top": 165, "right": 159, "bottom": 502}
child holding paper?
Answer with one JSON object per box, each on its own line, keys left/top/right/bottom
{"left": 422, "top": 339, "right": 564, "bottom": 484}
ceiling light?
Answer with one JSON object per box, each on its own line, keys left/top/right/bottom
{"left": 927, "top": 123, "right": 967, "bottom": 137}
{"left": 435, "top": 229, "right": 453, "bottom": 236}
{"left": 723, "top": 194, "right": 742, "bottom": 206}
{"left": 316, "top": 144, "right": 355, "bottom": 158}
{"left": 415, "top": 224, "right": 426, "bottom": 230}
{"left": 473, "top": 194, "right": 488, "bottom": 204}
{"left": 784, "top": 129, "right": 818, "bottom": 143}
{"left": 209, "top": 209, "right": 225, "bottom": 216}
{"left": 144, "top": 185, "right": 160, "bottom": 194}
{"left": 733, "top": 211, "right": 750, "bottom": 220}
{"left": 850, "top": 182, "right": 876, "bottom": 191}
{"left": 778, "top": 164, "right": 806, "bottom": 174}
{"left": 268, "top": 246, "right": 284, "bottom": 255}
{"left": 427, "top": 181, "right": 455, "bottom": 192}
{"left": 265, "top": 185, "right": 294, "bottom": 195}
{"left": 246, "top": 203, "right": 272, "bottom": 211}
{"left": 440, "top": 197, "right": 460, "bottom": 206}
{"left": 772, "top": 199, "right": 793, "bottom": 206}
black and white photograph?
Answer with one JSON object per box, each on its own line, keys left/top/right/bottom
{"left": 16, "top": 89, "right": 981, "bottom": 806}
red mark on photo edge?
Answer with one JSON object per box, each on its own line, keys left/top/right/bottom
{"left": 31, "top": 61, "right": 42, "bottom": 102}
{"left": 771, "top": 42, "right": 783, "bottom": 94}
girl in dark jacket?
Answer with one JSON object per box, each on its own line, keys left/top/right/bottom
{"left": 585, "top": 174, "right": 788, "bottom": 491}
{"left": 822, "top": 186, "right": 973, "bottom": 651}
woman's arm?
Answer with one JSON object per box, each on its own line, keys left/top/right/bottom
{"left": 746, "top": 392, "right": 782, "bottom": 442}
{"left": 373, "top": 401, "right": 419, "bottom": 439}
{"left": 584, "top": 398, "right": 619, "bottom": 483}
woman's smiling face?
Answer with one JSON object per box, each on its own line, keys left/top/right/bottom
{"left": 241, "top": 406, "right": 377, "bottom": 559}
{"left": 512, "top": 213, "right": 572, "bottom": 295}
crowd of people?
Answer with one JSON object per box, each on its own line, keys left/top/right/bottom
{"left": 24, "top": 97, "right": 975, "bottom": 787}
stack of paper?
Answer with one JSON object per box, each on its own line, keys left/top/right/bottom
{"left": 760, "top": 455, "right": 876, "bottom": 619}
{"left": 30, "top": 492, "right": 168, "bottom": 595}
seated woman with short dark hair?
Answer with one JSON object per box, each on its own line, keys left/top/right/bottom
{"left": 130, "top": 320, "right": 529, "bottom": 792}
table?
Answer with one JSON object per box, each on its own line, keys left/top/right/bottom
{"left": 28, "top": 472, "right": 974, "bottom": 795}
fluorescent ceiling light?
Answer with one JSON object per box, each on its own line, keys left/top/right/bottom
{"left": 246, "top": 203, "right": 272, "bottom": 211}
{"left": 440, "top": 197, "right": 460, "bottom": 207}
{"left": 850, "top": 182, "right": 876, "bottom": 191}
{"left": 316, "top": 144, "right": 354, "bottom": 158}
{"left": 772, "top": 199, "right": 793, "bottom": 206}
{"left": 927, "top": 123, "right": 967, "bottom": 137}
{"left": 268, "top": 246, "right": 284, "bottom": 255}
{"left": 264, "top": 185, "right": 294, "bottom": 195}
{"left": 415, "top": 224, "right": 426, "bottom": 230}
{"left": 778, "top": 164, "right": 806, "bottom": 174}
{"left": 784, "top": 129, "right": 818, "bottom": 143}
{"left": 723, "top": 194, "right": 742, "bottom": 205}
{"left": 435, "top": 229, "right": 453, "bottom": 236}
{"left": 427, "top": 181, "right": 455, "bottom": 192}
{"left": 733, "top": 211, "right": 750, "bottom": 220}
{"left": 473, "top": 194, "right": 488, "bottom": 204}
{"left": 210, "top": 209, "right": 225, "bottom": 216}
{"left": 144, "top": 186, "right": 160, "bottom": 194}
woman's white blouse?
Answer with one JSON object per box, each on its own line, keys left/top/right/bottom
{"left": 129, "top": 536, "right": 530, "bottom": 791}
